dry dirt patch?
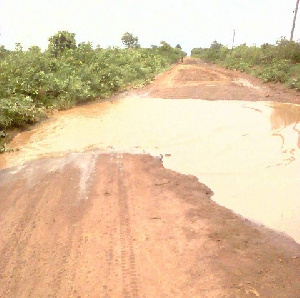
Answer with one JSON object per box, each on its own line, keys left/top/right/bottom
{"left": 0, "top": 152, "right": 299, "bottom": 297}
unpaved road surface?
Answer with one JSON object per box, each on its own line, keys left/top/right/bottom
{"left": 140, "top": 58, "right": 300, "bottom": 104}
{"left": 0, "top": 58, "right": 300, "bottom": 297}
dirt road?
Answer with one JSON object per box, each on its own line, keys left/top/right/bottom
{"left": 140, "top": 58, "right": 300, "bottom": 104}
{"left": 0, "top": 58, "right": 300, "bottom": 297}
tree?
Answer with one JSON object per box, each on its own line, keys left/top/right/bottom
{"left": 28, "top": 46, "right": 41, "bottom": 53}
{"left": 261, "top": 43, "right": 272, "bottom": 50}
{"left": 160, "top": 41, "right": 172, "bottom": 50}
{"left": 191, "top": 48, "right": 203, "bottom": 56}
{"left": 48, "top": 31, "right": 76, "bottom": 56}
{"left": 0, "top": 45, "right": 9, "bottom": 59}
{"left": 77, "top": 42, "right": 93, "bottom": 51}
{"left": 121, "top": 32, "right": 140, "bottom": 49}
{"left": 15, "top": 43, "right": 23, "bottom": 52}
{"left": 210, "top": 40, "right": 223, "bottom": 50}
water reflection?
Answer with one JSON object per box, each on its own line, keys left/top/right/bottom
{"left": 270, "top": 102, "right": 300, "bottom": 149}
{"left": 270, "top": 102, "right": 300, "bottom": 129}
{"left": 0, "top": 97, "right": 299, "bottom": 242}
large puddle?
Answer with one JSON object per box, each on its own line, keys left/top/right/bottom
{"left": 1, "top": 97, "right": 300, "bottom": 242}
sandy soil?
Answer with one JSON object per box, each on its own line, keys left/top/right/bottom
{"left": 0, "top": 58, "right": 299, "bottom": 297}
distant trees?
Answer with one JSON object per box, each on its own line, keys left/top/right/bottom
{"left": 191, "top": 38, "right": 300, "bottom": 90}
{"left": 192, "top": 40, "right": 224, "bottom": 55}
{"left": 48, "top": 31, "right": 77, "bottom": 56}
{"left": 0, "top": 45, "right": 9, "bottom": 58}
{"left": 121, "top": 32, "right": 140, "bottom": 49}
{"left": 159, "top": 41, "right": 172, "bottom": 51}
{"left": 191, "top": 48, "right": 203, "bottom": 56}
{"left": 210, "top": 40, "right": 223, "bottom": 50}
{"left": 15, "top": 43, "right": 23, "bottom": 52}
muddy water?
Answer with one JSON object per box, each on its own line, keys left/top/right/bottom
{"left": 1, "top": 97, "right": 300, "bottom": 242}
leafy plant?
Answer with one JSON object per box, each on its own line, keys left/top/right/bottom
{"left": 48, "top": 31, "right": 77, "bottom": 57}
{"left": 191, "top": 39, "right": 300, "bottom": 90}
{"left": 0, "top": 31, "right": 186, "bottom": 130}
{"left": 0, "top": 96, "right": 45, "bottom": 129}
{"left": 121, "top": 32, "right": 140, "bottom": 49}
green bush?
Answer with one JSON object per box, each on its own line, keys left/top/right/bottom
{"left": 254, "top": 60, "right": 291, "bottom": 83}
{"left": 191, "top": 39, "right": 300, "bottom": 91}
{"left": 0, "top": 31, "right": 185, "bottom": 130}
{"left": 0, "top": 95, "right": 45, "bottom": 129}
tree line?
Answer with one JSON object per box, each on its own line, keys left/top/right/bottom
{"left": 191, "top": 38, "right": 300, "bottom": 90}
{"left": 0, "top": 31, "right": 185, "bottom": 139}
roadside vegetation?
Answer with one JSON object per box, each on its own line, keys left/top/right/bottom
{"left": 0, "top": 31, "right": 185, "bottom": 151}
{"left": 191, "top": 38, "right": 300, "bottom": 91}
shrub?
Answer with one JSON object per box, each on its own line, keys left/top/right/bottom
{"left": 0, "top": 31, "right": 186, "bottom": 130}
{"left": 0, "top": 96, "right": 45, "bottom": 129}
{"left": 191, "top": 39, "right": 300, "bottom": 90}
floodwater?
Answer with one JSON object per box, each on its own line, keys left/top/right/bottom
{"left": 1, "top": 96, "right": 300, "bottom": 242}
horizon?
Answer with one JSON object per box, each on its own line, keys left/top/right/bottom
{"left": 0, "top": 0, "right": 299, "bottom": 54}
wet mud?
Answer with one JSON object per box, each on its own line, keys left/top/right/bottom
{"left": 1, "top": 97, "right": 299, "bottom": 242}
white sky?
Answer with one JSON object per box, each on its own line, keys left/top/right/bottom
{"left": 0, "top": 0, "right": 299, "bottom": 53}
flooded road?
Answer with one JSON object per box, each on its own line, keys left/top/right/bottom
{"left": 1, "top": 96, "right": 299, "bottom": 242}
{"left": 1, "top": 60, "right": 300, "bottom": 297}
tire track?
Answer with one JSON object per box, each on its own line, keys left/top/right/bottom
{"left": 50, "top": 162, "right": 95, "bottom": 297}
{"left": 115, "top": 154, "right": 139, "bottom": 298}
{"left": 99, "top": 154, "right": 120, "bottom": 297}
{"left": 0, "top": 174, "right": 50, "bottom": 285}
{"left": 1, "top": 178, "right": 52, "bottom": 296}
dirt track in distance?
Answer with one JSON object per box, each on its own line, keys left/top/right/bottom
{"left": 140, "top": 57, "right": 300, "bottom": 104}
{"left": 0, "top": 58, "right": 299, "bottom": 297}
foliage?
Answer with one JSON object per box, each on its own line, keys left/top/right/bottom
{"left": 121, "top": 32, "right": 140, "bottom": 49}
{"left": 210, "top": 40, "right": 223, "bottom": 50}
{"left": 157, "top": 41, "right": 187, "bottom": 62}
{"left": 0, "top": 130, "right": 7, "bottom": 153}
{"left": 191, "top": 38, "right": 300, "bottom": 90}
{"left": 0, "top": 31, "right": 185, "bottom": 130}
{"left": 0, "top": 96, "right": 45, "bottom": 129}
{"left": 48, "top": 31, "right": 77, "bottom": 57}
